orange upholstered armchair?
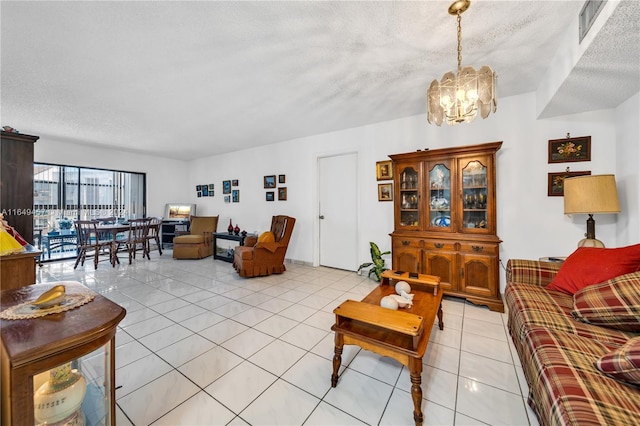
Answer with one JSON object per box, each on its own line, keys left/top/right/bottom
{"left": 172, "top": 215, "right": 218, "bottom": 259}
{"left": 233, "top": 215, "right": 296, "bottom": 277}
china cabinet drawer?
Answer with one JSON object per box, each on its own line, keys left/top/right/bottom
{"left": 393, "top": 238, "right": 422, "bottom": 249}
{"left": 423, "top": 240, "right": 457, "bottom": 251}
{"left": 458, "top": 243, "right": 498, "bottom": 255}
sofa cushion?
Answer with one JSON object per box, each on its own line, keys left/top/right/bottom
{"left": 257, "top": 231, "right": 275, "bottom": 243}
{"left": 546, "top": 244, "right": 640, "bottom": 295}
{"left": 521, "top": 328, "right": 640, "bottom": 426}
{"left": 596, "top": 336, "right": 640, "bottom": 386}
{"left": 506, "top": 283, "right": 634, "bottom": 352}
{"left": 173, "top": 234, "right": 205, "bottom": 244}
{"left": 572, "top": 272, "right": 640, "bottom": 332}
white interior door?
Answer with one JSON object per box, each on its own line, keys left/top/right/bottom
{"left": 319, "top": 153, "right": 358, "bottom": 270}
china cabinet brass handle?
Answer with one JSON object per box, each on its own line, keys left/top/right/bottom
{"left": 472, "top": 245, "right": 484, "bottom": 252}
{"left": 434, "top": 243, "right": 444, "bottom": 248}
{"left": 402, "top": 240, "right": 410, "bottom": 246}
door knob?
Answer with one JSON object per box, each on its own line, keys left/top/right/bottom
{"left": 319, "top": 215, "right": 325, "bottom": 219}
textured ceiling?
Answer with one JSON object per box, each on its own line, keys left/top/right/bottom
{"left": 1, "top": 1, "right": 638, "bottom": 160}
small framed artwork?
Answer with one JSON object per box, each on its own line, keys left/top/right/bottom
{"left": 232, "top": 179, "right": 239, "bottom": 186}
{"left": 196, "top": 185, "right": 202, "bottom": 191}
{"left": 548, "top": 135, "right": 591, "bottom": 163}
{"left": 378, "top": 183, "right": 393, "bottom": 201}
{"left": 223, "top": 180, "right": 231, "bottom": 194}
{"left": 266, "top": 191, "right": 275, "bottom": 201}
{"left": 224, "top": 195, "right": 230, "bottom": 203}
{"left": 208, "top": 183, "right": 214, "bottom": 191}
{"left": 376, "top": 161, "right": 393, "bottom": 180}
{"left": 197, "top": 191, "right": 202, "bottom": 198}
{"left": 278, "top": 187, "right": 287, "bottom": 201}
{"left": 202, "top": 186, "right": 209, "bottom": 196}
{"left": 264, "top": 175, "right": 276, "bottom": 188}
{"left": 278, "top": 174, "right": 286, "bottom": 184}
{"left": 232, "top": 190, "right": 239, "bottom": 203}
{"left": 548, "top": 171, "right": 591, "bottom": 196}
{"left": 208, "top": 190, "right": 214, "bottom": 197}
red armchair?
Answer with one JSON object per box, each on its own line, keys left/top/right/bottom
{"left": 233, "top": 215, "right": 296, "bottom": 278}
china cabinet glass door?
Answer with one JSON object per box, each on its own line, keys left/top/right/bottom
{"left": 428, "top": 163, "right": 452, "bottom": 229}
{"left": 398, "top": 165, "right": 420, "bottom": 228}
{"left": 461, "top": 159, "right": 488, "bottom": 230}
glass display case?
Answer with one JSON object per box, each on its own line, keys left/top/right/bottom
{"left": 389, "top": 142, "right": 504, "bottom": 312}
{"left": 428, "top": 163, "right": 452, "bottom": 229}
{"left": 1, "top": 282, "right": 125, "bottom": 426}
{"left": 461, "top": 159, "right": 488, "bottom": 230}
{"left": 397, "top": 164, "right": 421, "bottom": 228}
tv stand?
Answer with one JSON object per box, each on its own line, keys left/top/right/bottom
{"left": 161, "top": 220, "right": 189, "bottom": 249}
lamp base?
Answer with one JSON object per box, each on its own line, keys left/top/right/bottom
{"left": 577, "top": 238, "right": 605, "bottom": 248}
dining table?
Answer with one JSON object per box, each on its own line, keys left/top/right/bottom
{"left": 94, "top": 223, "right": 131, "bottom": 267}
{"left": 94, "top": 220, "right": 161, "bottom": 266}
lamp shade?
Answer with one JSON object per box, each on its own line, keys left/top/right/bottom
{"left": 564, "top": 174, "right": 620, "bottom": 214}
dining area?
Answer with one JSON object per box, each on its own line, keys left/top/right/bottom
{"left": 72, "top": 217, "right": 163, "bottom": 269}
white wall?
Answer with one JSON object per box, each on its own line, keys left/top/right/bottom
{"left": 34, "top": 90, "right": 639, "bottom": 294}
{"left": 615, "top": 92, "right": 640, "bottom": 245}
{"left": 186, "top": 91, "right": 634, "bottom": 293}
{"left": 34, "top": 139, "right": 190, "bottom": 218}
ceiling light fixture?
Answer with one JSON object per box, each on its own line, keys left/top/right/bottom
{"left": 427, "top": 0, "right": 497, "bottom": 126}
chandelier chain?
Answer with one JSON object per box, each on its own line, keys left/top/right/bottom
{"left": 456, "top": 12, "right": 462, "bottom": 72}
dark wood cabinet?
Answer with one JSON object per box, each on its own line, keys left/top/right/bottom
{"left": 389, "top": 142, "right": 503, "bottom": 312}
{"left": 1, "top": 131, "right": 39, "bottom": 245}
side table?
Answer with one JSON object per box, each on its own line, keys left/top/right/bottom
{"left": 331, "top": 277, "right": 443, "bottom": 426}
{"left": 1, "top": 282, "right": 126, "bottom": 426}
{"left": 213, "top": 232, "right": 253, "bottom": 262}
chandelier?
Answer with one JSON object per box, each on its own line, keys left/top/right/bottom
{"left": 427, "top": 0, "right": 497, "bottom": 126}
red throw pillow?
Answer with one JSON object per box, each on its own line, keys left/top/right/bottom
{"left": 595, "top": 337, "right": 640, "bottom": 386}
{"left": 546, "top": 244, "right": 640, "bottom": 295}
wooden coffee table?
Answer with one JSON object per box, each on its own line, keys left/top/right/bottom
{"left": 331, "top": 277, "right": 443, "bottom": 426}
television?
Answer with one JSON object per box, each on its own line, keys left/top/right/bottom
{"left": 163, "top": 203, "right": 196, "bottom": 221}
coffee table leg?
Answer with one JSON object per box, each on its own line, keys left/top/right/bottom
{"left": 409, "top": 358, "right": 424, "bottom": 426}
{"left": 331, "top": 333, "right": 344, "bottom": 387}
{"left": 437, "top": 302, "right": 444, "bottom": 330}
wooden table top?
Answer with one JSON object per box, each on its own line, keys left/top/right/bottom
{"left": 333, "top": 284, "right": 443, "bottom": 357}
{"left": 1, "top": 282, "right": 126, "bottom": 367}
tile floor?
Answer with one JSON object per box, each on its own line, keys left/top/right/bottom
{"left": 36, "top": 250, "right": 540, "bottom": 426}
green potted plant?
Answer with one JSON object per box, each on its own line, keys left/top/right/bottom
{"left": 357, "top": 242, "right": 390, "bottom": 282}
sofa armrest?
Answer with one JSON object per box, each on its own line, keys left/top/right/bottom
{"left": 244, "top": 236, "right": 258, "bottom": 247}
{"left": 506, "top": 259, "right": 562, "bottom": 287}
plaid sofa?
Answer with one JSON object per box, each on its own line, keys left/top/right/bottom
{"left": 505, "top": 259, "right": 640, "bottom": 426}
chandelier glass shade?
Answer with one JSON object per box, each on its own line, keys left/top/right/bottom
{"left": 427, "top": 0, "right": 497, "bottom": 126}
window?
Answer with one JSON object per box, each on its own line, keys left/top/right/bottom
{"left": 34, "top": 163, "right": 146, "bottom": 253}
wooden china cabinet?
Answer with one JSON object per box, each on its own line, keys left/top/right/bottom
{"left": 389, "top": 141, "right": 503, "bottom": 312}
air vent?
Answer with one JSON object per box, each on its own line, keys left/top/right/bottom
{"left": 579, "top": 0, "right": 606, "bottom": 43}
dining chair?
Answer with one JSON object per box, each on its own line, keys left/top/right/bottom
{"left": 74, "top": 220, "right": 116, "bottom": 269}
{"left": 146, "top": 217, "right": 163, "bottom": 255}
{"left": 125, "top": 218, "right": 151, "bottom": 264}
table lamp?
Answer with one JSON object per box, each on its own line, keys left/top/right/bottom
{"left": 563, "top": 174, "right": 620, "bottom": 248}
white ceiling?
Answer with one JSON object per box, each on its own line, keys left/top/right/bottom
{"left": 2, "top": 1, "right": 638, "bottom": 160}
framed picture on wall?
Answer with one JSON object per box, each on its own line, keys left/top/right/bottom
{"left": 232, "top": 180, "right": 239, "bottom": 186}
{"left": 223, "top": 180, "right": 231, "bottom": 194}
{"left": 376, "top": 161, "right": 393, "bottom": 180}
{"left": 266, "top": 191, "right": 275, "bottom": 201}
{"left": 548, "top": 171, "right": 591, "bottom": 196}
{"left": 548, "top": 135, "right": 591, "bottom": 163}
{"left": 278, "top": 187, "right": 287, "bottom": 201}
{"left": 278, "top": 174, "right": 286, "bottom": 184}
{"left": 264, "top": 175, "right": 276, "bottom": 188}
{"left": 232, "top": 190, "right": 239, "bottom": 202}
{"left": 224, "top": 195, "right": 230, "bottom": 203}
{"left": 378, "top": 183, "right": 393, "bottom": 201}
